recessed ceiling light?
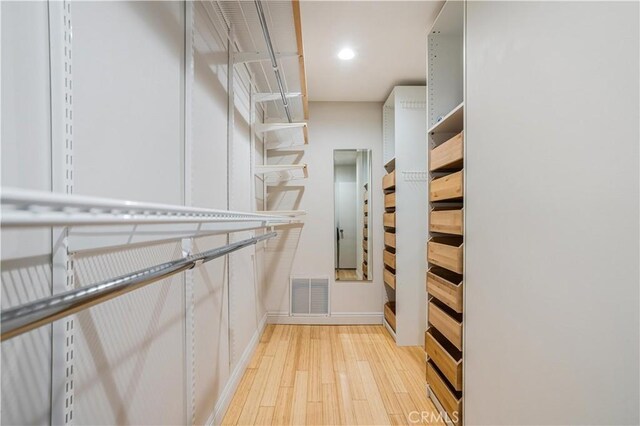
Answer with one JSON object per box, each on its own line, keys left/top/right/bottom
{"left": 338, "top": 48, "right": 355, "bottom": 61}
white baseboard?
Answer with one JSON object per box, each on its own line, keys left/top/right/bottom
{"left": 267, "top": 311, "right": 383, "bottom": 325}
{"left": 208, "top": 313, "right": 268, "bottom": 426}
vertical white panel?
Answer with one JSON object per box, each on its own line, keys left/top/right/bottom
{"left": 393, "top": 87, "right": 427, "bottom": 347}
{"left": 72, "top": 1, "right": 184, "bottom": 204}
{"left": 0, "top": 2, "right": 53, "bottom": 424}
{"left": 191, "top": 3, "right": 230, "bottom": 423}
{"left": 465, "top": 2, "right": 639, "bottom": 424}
{"left": 71, "top": 2, "right": 186, "bottom": 424}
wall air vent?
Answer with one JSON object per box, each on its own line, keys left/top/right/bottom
{"left": 290, "top": 277, "right": 330, "bottom": 316}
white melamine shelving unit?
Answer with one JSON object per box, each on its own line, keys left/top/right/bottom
{"left": 425, "top": 2, "right": 465, "bottom": 425}
{"left": 381, "top": 86, "right": 427, "bottom": 347}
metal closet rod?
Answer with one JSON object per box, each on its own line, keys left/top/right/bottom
{"left": 0, "top": 231, "right": 277, "bottom": 342}
{"left": 254, "top": 0, "right": 293, "bottom": 123}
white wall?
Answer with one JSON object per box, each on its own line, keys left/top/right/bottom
{"left": 265, "top": 102, "right": 384, "bottom": 322}
{"left": 1, "top": 2, "right": 53, "bottom": 424}
{"left": 465, "top": 2, "right": 639, "bottom": 424}
{"left": 1, "top": 1, "right": 268, "bottom": 424}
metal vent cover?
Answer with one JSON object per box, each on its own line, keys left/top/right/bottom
{"left": 290, "top": 277, "right": 329, "bottom": 316}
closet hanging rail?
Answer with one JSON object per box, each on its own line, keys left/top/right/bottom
{"left": 254, "top": 0, "right": 292, "bottom": 123}
{"left": 0, "top": 232, "right": 277, "bottom": 341}
{"left": 1, "top": 187, "right": 293, "bottom": 227}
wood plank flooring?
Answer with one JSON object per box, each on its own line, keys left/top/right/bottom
{"left": 335, "top": 269, "right": 361, "bottom": 281}
{"left": 222, "top": 325, "right": 442, "bottom": 425}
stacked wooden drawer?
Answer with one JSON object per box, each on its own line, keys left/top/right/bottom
{"left": 362, "top": 185, "right": 368, "bottom": 279}
{"left": 427, "top": 131, "right": 464, "bottom": 425}
{"left": 383, "top": 160, "right": 396, "bottom": 331}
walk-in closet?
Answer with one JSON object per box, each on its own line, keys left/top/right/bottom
{"left": 1, "top": 1, "right": 638, "bottom": 425}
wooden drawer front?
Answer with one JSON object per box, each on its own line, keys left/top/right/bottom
{"left": 363, "top": 241, "right": 368, "bottom": 252}
{"left": 427, "top": 267, "right": 463, "bottom": 313}
{"left": 362, "top": 263, "right": 368, "bottom": 276}
{"left": 364, "top": 204, "right": 368, "bottom": 215}
{"left": 428, "top": 301, "right": 462, "bottom": 350}
{"left": 384, "top": 302, "right": 396, "bottom": 331}
{"left": 383, "top": 250, "right": 396, "bottom": 269}
{"left": 383, "top": 171, "right": 396, "bottom": 190}
{"left": 430, "top": 171, "right": 463, "bottom": 202}
{"left": 384, "top": 192, "right": 396, "bottom": 210}
{"left": 426, "top": 328, "right": 462, "bottom": 391}
{"left": 430, "top": 131, "right": 464, "bottom": 172}
{"left": 384, "top": 232, "right": 396, "bottom": 249}
{"left": 427, "top": 237, "right": 463, "bottom": 274}
{"left": 427, "top": 361, "right": 462, "bottom": 426}
{"left": 364, "top": 216, "right": 368, "bottom": 226}
{"left": 383, "top": 212, "right": 395, "bottom": 229}
{"left": 384, "top": 268, "right": 396, "bottom": 289}
{"left": 430, "top": 209, "right": 463, "bottom": 235}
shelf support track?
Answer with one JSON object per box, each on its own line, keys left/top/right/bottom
{"left": 254, "top": 0, "right": 293, "bottom": 123}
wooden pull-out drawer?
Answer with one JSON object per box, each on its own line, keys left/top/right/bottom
{"left": 383, "top": 171, "right": 396, "bottom": 191}
{"left": 362, "top": 263, "right": 368, "bottom": 276}
{"left": 364, "top": 204, "right": 368, "bottom": 215}
{"left": 430, "top": 131, "right": 464, "bottom": 172}
{"left": 383, "top": 212, "right": 395, "bottom": 229}
{"left": 364, "top": 216, "right": 368, "bottom": 226}
{"left": 384, "top": 192, "right": 396, "bottom": 210}
{"left": 426, "top": 327, "right": 462, "bottom": 391}
{"left": 384, "top": 268, "right": 396, "bottom": 290}
{"left": 427, "top": 361, "right": 462, "bottom": 426}
{"left": 428, "top": 300, "right": 463, "bottom": 350}
{"left": 384, "top": 232, "right": 396, "bottom": 249}
{"left": 384, "top": 302, "right": 396, "bottom": 331}
{"left": 430, "top": 208, "right": 463, "bottom": 235}
{"left": 427, "top": 237, "right": 463, "bottom": 274}
{"left": 427, "top": 267, "right": 463, "bottom": 313}
{"left": 430, "top": 170, "right": 463, "bottom": 202}
{"left": 383, "top": 250, "right": 396, "bottom": 269}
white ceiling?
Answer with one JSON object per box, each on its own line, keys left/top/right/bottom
{"left": 300, "top": 1, "right": 444, "bottom": 102}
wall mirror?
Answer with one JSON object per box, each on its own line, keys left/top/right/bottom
{"left": 334, "top": 149, "right": 372, "bottom": 281}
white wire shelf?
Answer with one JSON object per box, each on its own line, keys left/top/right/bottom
{"left": 256, "top": 210, "right": 306, "bottom": 217}
{"left": 0, "top": 187, "right": 296, "bottom": 228}
{"left": 255, "top": 164, "right": 308, "bottom": 184}
{"left": 428, "top": 102, "right": 464, "bottom": 134}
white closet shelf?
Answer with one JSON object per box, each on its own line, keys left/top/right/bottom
{"left": 258, "top": 122, "right": 309, "bottom": 150}
{"left": 256, "top": 122, "right": 307, "bottom": 133}
{"left": 256, "top": 164, "right": 308, "bottom": 184}
{"left": 428, "top": 102, "right": 464, "bottom": 134}
{"left": 255, "top": 92, "right": 302, "bottom": 103}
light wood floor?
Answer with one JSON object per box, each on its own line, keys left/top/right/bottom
{"left": 221, "top": 325, "right": 442, "bottom": 425}
{"left": 335, "top": 269, "right": 360, "bottom": 281}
